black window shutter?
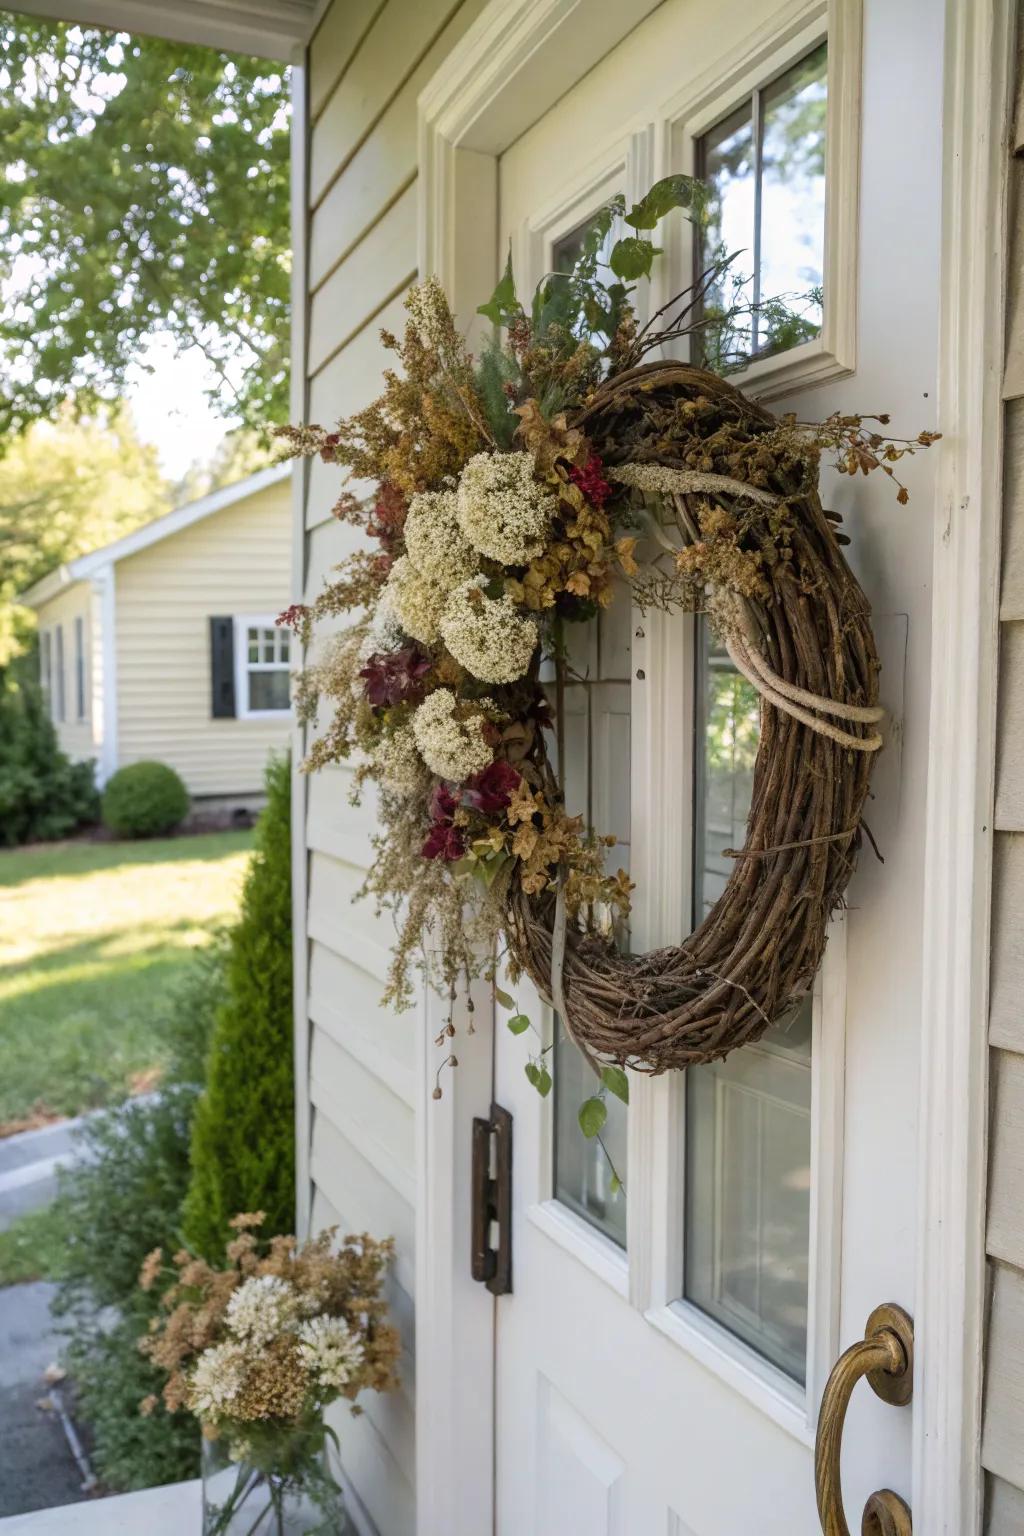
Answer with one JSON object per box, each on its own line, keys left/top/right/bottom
{"left": 210, "top": 617, "right": 236, "bottom": 718}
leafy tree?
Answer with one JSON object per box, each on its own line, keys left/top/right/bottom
{"left": 0, "top": 18, "right": 291, "bottom": 440}
{"left": 0, "top": 666, "right": 99, "bottom": 845}
{"left": 0, "top": 408, "right": 168, "bottom": 662}
{"left": 182, "top": 753, "right": 294, "bottom": 1258}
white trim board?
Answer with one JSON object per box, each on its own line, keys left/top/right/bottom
{"left": 7, "top": 1, "right": 314, "bottom": 60}
{"left": 914, "top": 0, "right": 1016, "bottom": 1529}
{"left": 19, "top": 464, "right": 291, "bottom": 609}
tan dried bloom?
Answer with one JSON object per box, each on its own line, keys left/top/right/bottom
{"left": 139, "top": 1247, "right": 163, "bottom": 1292}
{"left": 139, "top": 1394, "right": 158, "bottom": 1417}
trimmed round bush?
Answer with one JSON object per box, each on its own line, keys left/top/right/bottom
{"left": 101, "top": 760, "right": 189, "bottom": 838}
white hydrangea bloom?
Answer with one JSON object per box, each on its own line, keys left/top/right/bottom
{"left": 225, "top": 1275, "right": 300, "bottom": 1348}
{"left": 383, "top": 554, "right": 447, "bottom": 645}
{"left": 374, "top": 723, "right": 425, "bottom": 791}
{"left": 456, "top": 451, "right": 557, "bottom": 565}
{"left": 189, "top": 1342, "right": 247, "bottom": 1416}
{"left": 439, "top": 578, "right": 538, "bottom": 684}
{"left": 404, "top": 490, "right": 478, "bottom": 583}
{"left": 412, "top": 688, "right": 495, "bottom": 781}
{"left": 296, "top": 1314, "right": 365, "bottom": 1393}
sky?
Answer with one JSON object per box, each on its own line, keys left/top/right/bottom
{"left": 125, "top": 336, "right": 239, "bottom": 480}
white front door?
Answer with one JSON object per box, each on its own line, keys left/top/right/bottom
{"left": 487, "top": 2, "right": 940, "bottom": 1531}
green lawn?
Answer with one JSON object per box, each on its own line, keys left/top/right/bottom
{"left": 0, "top": 830, "right": 253, "bottom": 1131}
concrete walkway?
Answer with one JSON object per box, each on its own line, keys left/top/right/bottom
{"left": 0, "top": 1119, "right": 86, "bottom": 1231}
{"left": 0, "top": 1283, "right": 89, "bottom": 1517}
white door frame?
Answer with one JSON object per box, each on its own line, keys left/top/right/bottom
{"left": 414, "top": 0, "right": 1012, "bottom": 1529}
{"left": 915, "top": 0, "right": 1014, "bottom": 1531}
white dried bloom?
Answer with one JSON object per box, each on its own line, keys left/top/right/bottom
{"left": 412, "top": 688, "right": 495, "bottom": 781}
{"left": 368, "top": 590, "right": 406, "bottom": 653}
{"left": 189, "top": 1342, "right": 246, "bottom": 1417}
{"left": 456, "top": 451, "right": 557, "bottom": 565}
{"left": 404, "top": 490, "right": 478, "bottom": 583}
{"left": 374, "top": 723, "right": 425, "bottom": 791}
{"left": 440, "top": 578, "right": 538, "bottom": 684}
{"left": 297, "top": 1314, "right": 365, "bottom": 1393}
{"left": 225, "top": 1275, "right": 300, "bottom": 1348}
{"left": 384, "top": 554, "right": 447, "bottom": 645}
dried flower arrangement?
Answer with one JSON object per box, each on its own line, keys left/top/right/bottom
{"left": 277, "top": 177, "right": 938, "bottom": 1076}
{"left": 140, "top": 1215, "right": 400, "bottom": 1533}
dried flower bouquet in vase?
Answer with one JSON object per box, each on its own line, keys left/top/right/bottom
{"left": 139, "top": 1215, "right": 400, "bottom": 1535}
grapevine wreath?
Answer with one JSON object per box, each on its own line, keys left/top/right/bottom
{"left": 278, "top": 178, "right": 937, "bottom": 1078}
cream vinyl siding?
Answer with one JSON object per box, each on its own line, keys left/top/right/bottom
{"left": 115, "top": 480, "right": 291, "bottom": 796}
{"left": 297, "top": 3, "right": 484, "bottom": 1529}
{"left": 32, "top": 581, "right": 98, "bottom": 765}
{"left": 982, "top": 75, "right": 1024, "bottom": 1527}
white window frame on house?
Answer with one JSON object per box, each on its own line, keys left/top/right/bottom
{"left": 39, "top": 628, "right": 53, "bottom": 716}
{"left": 54, "top": 623, "right": 66, "bottom": 723}
{"left": 74, "top": 613, "right": 87, "bottom": 722}
{"left": 232, "top": 614, "right": 291, "bottom": 720}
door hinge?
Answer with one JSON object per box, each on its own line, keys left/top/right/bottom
{"left": 471, "top": 1101, "right": 512, "bottom": 1295}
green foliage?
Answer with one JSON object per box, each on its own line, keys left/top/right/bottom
{"left": 0, "top": 410, "right": 168, "bottom": 663}
{"left": 524, "top": 1059, "right": 552, "bottom": 1098}
{"left": 600, "top": 1065, "right": 629, "bottom": 1104}
{"left": 578, "top": 1095, "right": 607, "bottom": 1139}
{"left": 101, "top": 760, "right": 190, "bottom": 838}
{"left": 51, "top": 947, "right": 228, "bottom": 1491}
{"left": 182, "top": 753, "right": 294, "bottom": 1258}
{"left": 0, "top": 19, "right": 291, "bottom": 440}
{"left": 0, "top": 668, "right": 99, "bottom": 845}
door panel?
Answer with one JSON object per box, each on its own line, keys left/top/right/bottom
{"left": 493, "top": 0, "right": 938, "bottom": 1531}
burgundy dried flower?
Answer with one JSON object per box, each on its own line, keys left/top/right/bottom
{"left": 319, "top": 431, "right": 340, "bottom": 463}
{"left": 367, "top": 483, "right": 408, "bottom": 553}
{"left": 276, "top": 603, "right": 310, "bottom": 633}
{"left": 569, "top": 454, "right": 612, "bottom": 508}
{"left": 422, "top": 822, "right": 466, "bottom": 861}
{"left": 464, "top": 759, "right": 521, "bottom": 815}
{"left": 359, "top": 647, "right": 431, "bottom": 709}
{"left": 429, "top": 783, "right": 459, "bottom": 824}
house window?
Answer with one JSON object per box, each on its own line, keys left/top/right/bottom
{"left": 74, "top": 615, "right": 87, "bottom": 722}
{"left": 234, "top": 616, "right": 291, "bottom": 718}
{"left": 54, "top": 624, "right": 66, "bottom": 723}
{"left": 39, "top": 629, "right": 52, "bottom": 716}
{"left": 695, "top": 40, "right": 828, "bottom": 371}
{"left": 681, "top": 622, "right": 812, "bottom": 1383}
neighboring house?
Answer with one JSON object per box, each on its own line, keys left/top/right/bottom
{"left": 9, "top": 2, "right": 1024, "bottom": 1535}
{"left": 21, "top": 465, "right": 292, "bottom": 803}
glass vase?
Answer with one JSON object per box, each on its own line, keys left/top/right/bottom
{"left": 201, "top": 1422, "right": 354, "bottom": 1536}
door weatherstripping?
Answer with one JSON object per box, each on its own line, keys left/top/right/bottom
{"left": 471, "top": 1102, "right": 513, "bottom": 1295}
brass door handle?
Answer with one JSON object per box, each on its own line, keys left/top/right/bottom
{"left": 814, "top": 1304, "right": 914, "bottom": 1536}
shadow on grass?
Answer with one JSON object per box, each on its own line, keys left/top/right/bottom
{"left": 0, "top": 828, "right": 255, "bottom": 888}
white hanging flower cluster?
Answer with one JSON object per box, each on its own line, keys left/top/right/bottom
{"left": 296, "top": 1315, "right": 365, "bottom": 1392}
{"left": 404, "top": 489, "right": 478, "bottom": 582}
{"left": 374, "top": 722, "right": 425, "bottom": 791}
{"left": 412, "top": 687, "right": 495, "bottom": 781}
{"left": 384, "top": 554, "right": 448, "bottom": 644}
{"left": 456, "top": 450, "right": 558, "bottom": 564}
{"left": 440, "top": 577, "right": 539, "bottom": 683}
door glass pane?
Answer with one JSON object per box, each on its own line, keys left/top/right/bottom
{"left": 550, "top": 580, "right": 631, "bottom": 1248}
{"left": 758, "top": 42, "right": 827, "bottom": 354}
{"left": 697, "top": 101, "right": 756, "bottom": 370}
{"left": 248, "top": 668, "right": 290, "bottom": 712}
{"left": 697, "top": 41, "right": 828, "bottom": 368}
{"left": 683, "top": 620, "right": 811, "bottom": 1382}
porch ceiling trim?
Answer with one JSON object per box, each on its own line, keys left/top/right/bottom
{"left": 9, "top": 0, "right": 318, "bottom": 60}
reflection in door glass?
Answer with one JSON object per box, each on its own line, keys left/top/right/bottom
{"left": 683, "top": 622, "right": 811, "bottom": 1382}
{"left": 697, "top": 41, "right": 827, "bottom": 370}
{"left": 549, "top": 510, "right": 630, "bottom": 1248}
